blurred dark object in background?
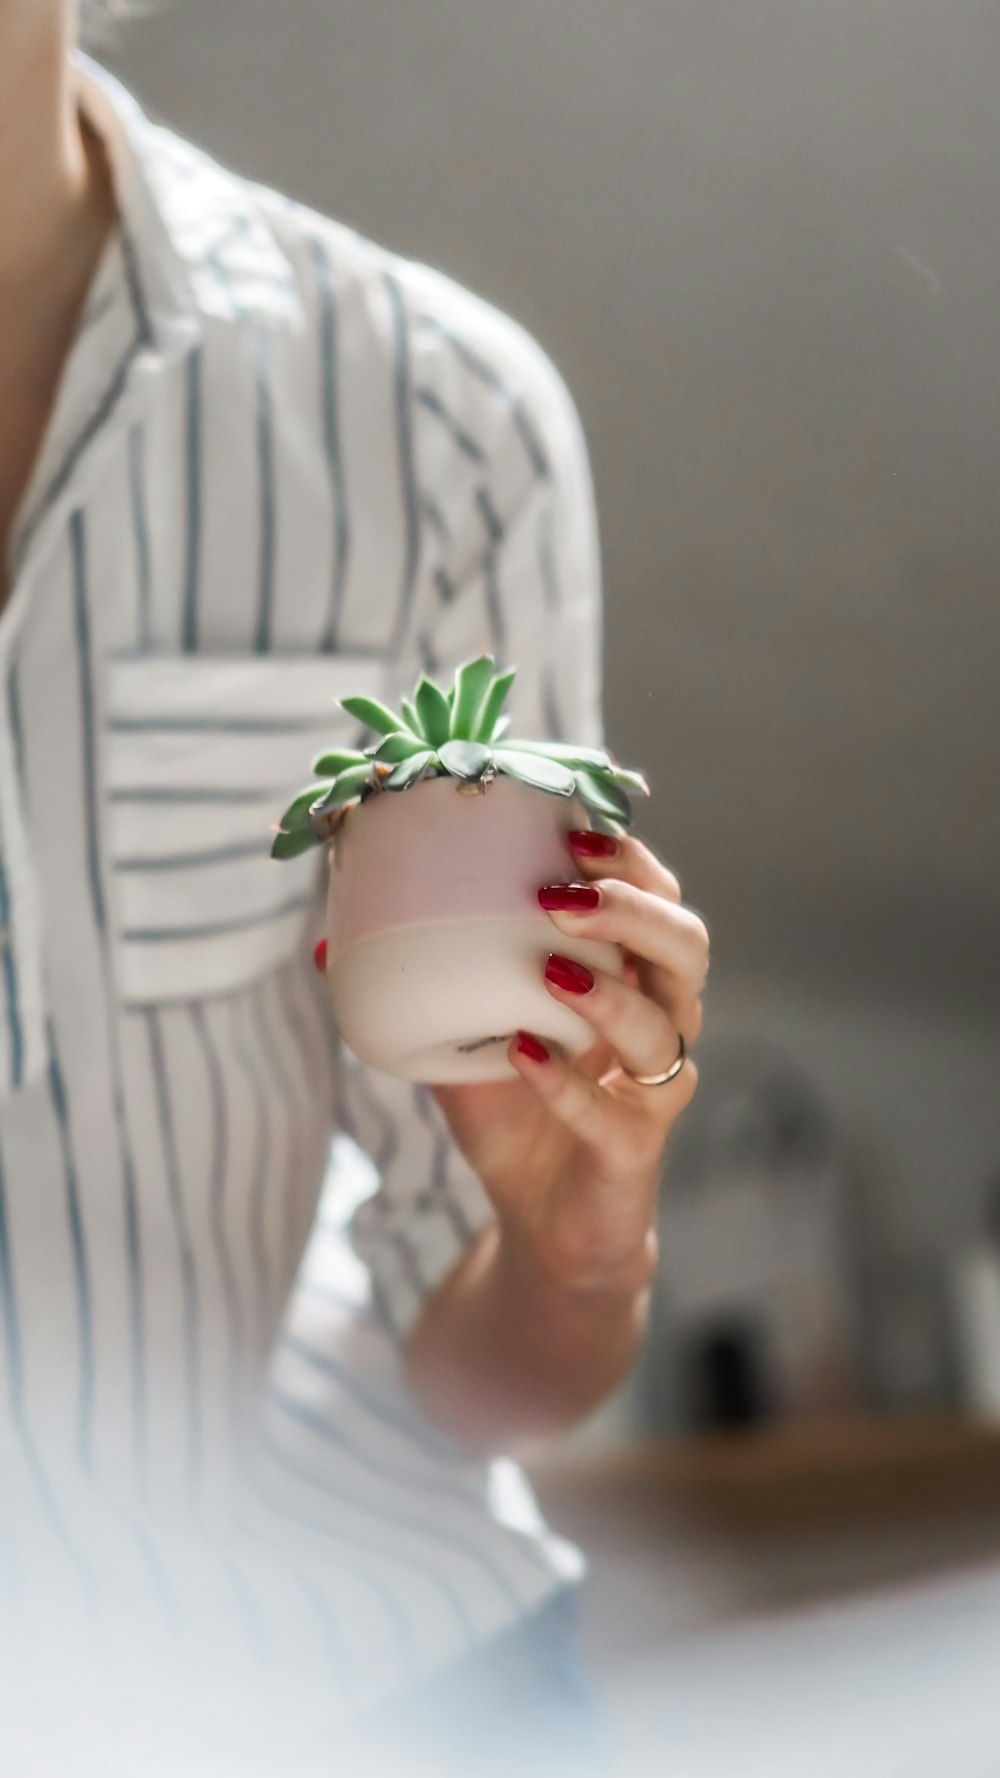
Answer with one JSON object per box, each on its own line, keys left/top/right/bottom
{"left": 678, "top": 1315, "right": 774, "bottom": 1432}
{"left": 639, "top": 1041, "right": 865, "bottom": 1436}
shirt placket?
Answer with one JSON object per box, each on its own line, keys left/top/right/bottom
{"left": 0, "top": 689, "right": 46, "bottom": 1094}
{"left": 0, "top": 237, "right": 163, "bottom": 1099}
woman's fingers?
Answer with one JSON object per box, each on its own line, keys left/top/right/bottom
{"left": 566, "top": 830, "right": 682, "bottom": 902}
{"left": 538, "top": 878, "right": 710, "bottom": 998}
{"left": 508, "top": 1024, "right": 697, "bottom": 1172}
{"left": 508, "top": 1030, "right": 633, "bottom": 1151}
{"left": 542, "top": 952, "right": 683, "bottom": 1085}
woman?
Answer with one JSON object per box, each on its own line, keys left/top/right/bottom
{"left": 0, "top": 2, "right": 708, "bottom": 1769}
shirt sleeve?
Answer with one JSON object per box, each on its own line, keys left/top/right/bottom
{"left": 340, "top": 258, "right": 604, "bottom": 1342}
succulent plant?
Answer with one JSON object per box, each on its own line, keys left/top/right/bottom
{"left": 271, "top": 654, "right": 649, "bottom": 860}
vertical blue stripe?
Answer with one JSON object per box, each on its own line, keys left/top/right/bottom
{"left": 475, "top": 487, "right": 507, "bottom": 667}
{"left": 262, "top": 1418, "right": 486, "bottom": 1629}
{"left": 71, "top": 513, "right": 149, "bottom": 1491}
{"left": 70, "top": 512, "right": 107, "bottom": 933}
{"left": 309, "top": 237, "right": 351, "bottom": 653}
{"left": 296, "top": 1571, "right": 357, "bottom": 1698}
{"left": 251, "top": 982, "right": 302, "bottom": 1290}
{"left": 383, "top": 273, "right": 421, "bottom": 655}
{"left": 144, "top": 1008, "right": 202, "bottom": 1489}
{"left": 271, "top": 1384, "right": 477, "bottom": 1514}
{"left": 536, "top": 504, "right": 565, "bottom": 739}
{"left": 119, "top": 216, "right": 154, "bottom": 349}
{"left": 6, "top": 661, "right": 25, "bottom": 794}
{"left": 190, "top": 1004, "right": 245, "bottom": 1424}
{"left": 222, "top": 1558, "right": 271, "bottom": 1661}
{"left": 0, "top": 837, "right": 23, "bottom": 1090}
{"left": 0, "top": 1139, "right": 94, "bottom": 1596}
{"left": 422, "top": 492, "right": 450, "bottom": 542}
{"left": 228, "top": 997, "right": 274, "bottom": 1356}
{"left": 2, "top": 660, "right": 26, "bottom": 1099}
{"left": 280, "top": 1330, "right": 475, "bottom": 1468}
{"left": 413, "top": 314, "right": 552, "bottom": 481}
{"left": 345, "top": 1063, "right": 398, "bottom": 1178}
{"left": 276, "top": 961, "right": 334, "bottom": 1248}
{"left": 344, "top": 1067, "right": 429, "bottom": 1305}
{"left": 285, "top": 948, "right": 338, "bottom": 1121}
{"left": 240, "top": 1468, "right": 416, "bottom": 1673}
{"left": 253, "top": 330, "right": 276, "bottom": 654}
{"left": 132, "top": 1520, "right": 183, "bottom": 1629}
{"left": 128, "top": 424, "right": 152, "bottom": 650}
{"left": 46, "top": 1032, "right": 96, "bottom": 1478}
{"left": 181, "top": 347, "right": 202, "bottom": 652}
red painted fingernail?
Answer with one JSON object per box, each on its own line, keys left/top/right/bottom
{"left": 545, "top": 953, "right": 595, "bottom": 995}
{"left": 537, "top": 882, "right": 600, "bottom": 913}
{"left": 313, "top": 938, "right": 328, "bottom": 973}
{"left": 515, "top": 1030, "right": 550, "bottom": 1063}
{"left": 567, "top": 830, "right": 618, "bottom": 858}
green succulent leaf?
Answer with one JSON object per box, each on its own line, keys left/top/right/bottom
{"left": 474, "top": 667, "right": 517, "bottom": 742}
{"left": 369, "top": 731, "right": 428, "bottom": 763}
{"left": 309, "top": 761, "right": 372, "bottom": 813}
{"left": 277, "top": 782, "right": 334, "bottom": 834}
{"left": 272, "top": 651, "right": 651, "bottom": 865}
{"left": 270, "top": 824, "right": 322, "bottom": 861}
{"left": 610, "top": 767, "right": 650, "bottom": 798}
{"left": 386, "top": 748, "right": 436, "bottom": 789}
{"left": 573, "top": 767, "right": 633, "bottom": 824}
{"left": 438, "top": 739, "right": 493, "bottom": 780}
{"left": 310, "top": 747, "right": 366, "bottom": 777}
{"left": 510, "top": 739, "right": 612, "bottom": 770}
{"left": 414, "top": 676, "right": 452, "bottom": 748}
{"left": 401, "top": 696, "right": 422, "bottom": 739}
{"left": 493, "top": 748, "right": 576, "bottom": 796}
{"left": 449, "top": 655, "right": 495, "bottom": 739}
{"left": 339, "top": 695, "right": 408, "bottom": 739}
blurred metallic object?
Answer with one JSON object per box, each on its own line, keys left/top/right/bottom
{"left": 622, "top": 1032, "right": 687, "bottom": 1088}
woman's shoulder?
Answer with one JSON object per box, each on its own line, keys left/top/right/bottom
{"left": 253, "top": 179, "right": 580, "bottom": 450}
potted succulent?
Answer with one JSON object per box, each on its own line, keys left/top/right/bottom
{"left": 272, "top": 655, "right": 649, "bottom": 1083}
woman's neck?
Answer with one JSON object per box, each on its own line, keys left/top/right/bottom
{"left": 0, "top": 2, "right": 97, "bottom": 292}
{"left": 0, "top": 4, "right": 116, "bottom": 591}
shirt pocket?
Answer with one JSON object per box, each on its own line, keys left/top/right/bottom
{"left": 105, "top": 653, "right": 386, "bottom": 1005}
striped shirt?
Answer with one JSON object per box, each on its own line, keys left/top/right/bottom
{"left": 0, "top": 53, "right": 604, "bottom": 1772}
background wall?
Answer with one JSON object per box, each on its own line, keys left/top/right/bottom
{"left": 106, "top": 2, "right": 1000, "bottom": 1268}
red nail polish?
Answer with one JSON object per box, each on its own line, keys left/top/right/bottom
{"left": 567, "top": 829, "right": 618, "bottom": 858}
{"left": 545, "top": 953, "right": 595, "bottom": 995}
{"left": 313, "top": 938, "right": 328, "bottom": 973}
{"left": 537, "top": 883, "right": 600, "bottom": 913}
{"left": 515, "top": 1030, "right": 550, "bottom": 1063}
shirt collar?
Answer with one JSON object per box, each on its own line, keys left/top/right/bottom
{"left": 74, "top": 54, "right": 303, "bottom": 353}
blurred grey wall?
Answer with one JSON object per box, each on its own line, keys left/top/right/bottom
{"left": 107, "top": 1, "right": 1000, "bottom": 1250}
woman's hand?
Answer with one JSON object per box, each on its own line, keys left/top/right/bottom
{"left": 407, "top": 827, "right": 708, "bottom": 1450}
{"left": 432, "top": 828, "right": 708, "bottom": 1297}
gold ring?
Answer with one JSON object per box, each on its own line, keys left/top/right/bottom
{"left": 621, "top": 1032, "right": 686, "bottom": 1087}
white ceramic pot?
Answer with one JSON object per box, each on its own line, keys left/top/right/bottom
{"left": 323, "top": 774, "right": 622, "bottom": 1083}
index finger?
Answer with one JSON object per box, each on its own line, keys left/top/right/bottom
{"left": 564, "top": 828, "right": 683, "bottom": 903}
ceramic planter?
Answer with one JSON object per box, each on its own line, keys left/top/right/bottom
{"left": 321, "top": 774, "right": 622, "bottom": 1083}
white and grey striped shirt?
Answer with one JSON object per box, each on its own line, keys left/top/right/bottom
{"left": 0, "top": 53, "right": 604, "bottom": 1772}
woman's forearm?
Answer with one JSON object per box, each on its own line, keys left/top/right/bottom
{"left": 403, "top": 1218, "right": 656, "bottom": 1456}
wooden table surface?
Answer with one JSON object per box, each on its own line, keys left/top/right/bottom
{"left": 527, "top": 1410, "right": 1000, "bottom": 1534}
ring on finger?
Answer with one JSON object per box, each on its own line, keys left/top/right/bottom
{"left": 619, "top": 1032, "right": 686, "bottom": 1088}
